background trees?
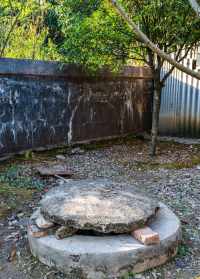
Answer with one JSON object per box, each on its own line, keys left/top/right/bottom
{"left": 54, "top": 0, "right": 134, "bottom": 71}
{"left": 55, "top": 0, "right": 200, "bottom": 155}
{"left": 0, "top": 0, "right": 59, "bottom": 60}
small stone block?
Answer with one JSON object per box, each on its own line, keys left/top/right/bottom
{"left": 36, "top": 165, "right": 73, "bottom": 177}
{"left": 35, "top": 213, "right": 54, "bottom": 229}
{"left": 28, "top": 222, "right": 48, "bottom": 238}
{"left": 132, "top": 226, "right": 160, "bottom": 245}
{"left": 55, "top": 226, "right": 77, "bottom": 240}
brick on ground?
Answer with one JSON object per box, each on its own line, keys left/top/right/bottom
{"left": 132, "top": 226, "right": 160, "bottom": 245}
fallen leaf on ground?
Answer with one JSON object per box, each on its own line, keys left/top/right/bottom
{"left": 8, "top": 245, "right": 16, "bottom": 262}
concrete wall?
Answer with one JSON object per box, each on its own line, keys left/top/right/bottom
{"left": 0, "top": 58, "right": 152, "bottom": 159}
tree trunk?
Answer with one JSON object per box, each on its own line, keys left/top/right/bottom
{"left": 150, "top": 76, "right": 162, "bottom": 156}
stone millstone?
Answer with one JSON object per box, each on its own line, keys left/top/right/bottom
{"left": 40, "top": 179, "right": 159, "bottom": 234}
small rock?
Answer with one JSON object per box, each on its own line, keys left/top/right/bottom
{"left": 8, "top": 220, "right": 18, "bottom": 226}
{"left": 135, "top": 275, "right": 144, "bottom": 279}
{"left": 55, "top": 226, "right": 77, "bottom": 240}
{"left": 17, "top": 212, "right": 24, "bottom": 218}
{"left": 36, "top": 164, "right": 73, "bottom": 178}
{"left": 56, "top": 155, "right": 66, "bottom": 161}
{"left": 69, "top": 147, "right": 85, "bottom": 155}
{"left": 175, "top": 259, "right": 187, "bottom": 268}
{"left": 35, "top": 212, "right": 54, "bottom": 229}
{"left": 4, "top": 232, "right": 20, "bottom": 241}
{"left": 28, "top": 222, "right": 48, "bottom": 238}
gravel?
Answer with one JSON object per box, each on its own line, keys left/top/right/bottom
{"left": 1, "top": 138, "right": 200, "bottom": 279}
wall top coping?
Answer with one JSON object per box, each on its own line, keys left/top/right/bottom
{"left": 0, "top": 58, "right": 152, "bottom": 80}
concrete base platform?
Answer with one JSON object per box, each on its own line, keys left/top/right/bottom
{"left": 28, "top": 203, "right": 181, "bottom": 279}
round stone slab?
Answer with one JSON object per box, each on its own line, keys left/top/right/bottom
{"left": 28, "top": 203, "right": 181, "bottom": 279}
{"left": 40, "top": 179, "right": 159, "bottom": 233}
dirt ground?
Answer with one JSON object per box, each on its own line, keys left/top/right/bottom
{"left": 0, "top": 136, "right": 200, "bottom": 279}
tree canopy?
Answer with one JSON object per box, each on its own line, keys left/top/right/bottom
{"left": 54, "top": 0, "right": 200, "bottom": 155}
{"left": 0, "top": 0, "right": 60, "bottom": 60}
{"left": 55, "top": 0, "right": 200, "bottom": 72}
{"left": 54, "top": 0, "right": 133, "bottom": 70}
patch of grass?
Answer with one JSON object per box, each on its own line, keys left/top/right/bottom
{"left": 35, "top": 146, "right": 70, "bottom": 158}
{"left": 0, "top": 182, "right": 34, "bottom": 219}
{"left": 82, "top": 134, "right": 140, "bottom": 151}
{"left": 0, "top": 165, "right": 44, "bottom": 190}
{"left": 121, "top": 272, "right": 135, "bottom": 279}
{"left": 177, "top": 243, "right": 190, "bottom": 257}
{"left": 0, "top": 164, "right": 45, "bottom": 219}
{"left": 0, "top": 183, "right": 34, "bottom": 198}
{"left": 135, "top": 156, "right": 200, "bottom": 170}
{"left": 161, "top": 156, "right": 200, "bottom": 169}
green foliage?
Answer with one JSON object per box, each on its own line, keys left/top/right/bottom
{"left": 0, "top": 0, "right": 200, "bottom": 70}
{"left": 0, "top": 0, "right": 60, "bottom": 60}
{"left": 56, "top": 0, "right": 200, "bottom": 71}
{"left": 56, "top": 0, "right": 134, "bottom": 71}
{"left": 0, "top": 165, "right": 44, "bottom": 190}
{"left": 127, "top": 0, "right": 200, "bottom": 50}
{"left": 177, "top": 243, "right": 190, "bottom": 257}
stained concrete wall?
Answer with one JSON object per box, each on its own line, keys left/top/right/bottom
{"left": 0, "top": 58, "right": 152, "bottom": 159}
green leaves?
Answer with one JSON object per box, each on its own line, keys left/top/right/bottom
{"left": 0, "top": 0, "right": 199, "bottom": 70}
{"left": 0, "top": 165, "right": 44, "bottom": 190}
{"left": 56, "top": 0, "right": 134, "bottom": 71}
{"left": 0, "top": 0, "right": 59, "bottom": 60}
{"left": 55, "top": 0, "right": 200, "bottom": 71}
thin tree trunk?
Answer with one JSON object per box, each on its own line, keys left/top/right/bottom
{"left": 150, "top": 76, "right": 162, "bottom": 156}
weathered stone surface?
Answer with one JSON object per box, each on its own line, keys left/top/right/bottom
{"left": 40, "top": 179, "right": 159, "bottom": 234}
{"left": 55, "top": 226, "right": 78, "bottom": 240}
{"left": 36, "top": 164, "right": 73, "bottom": 177}
{"left": 28, "top": 203, "right": 181, "bottom": 279}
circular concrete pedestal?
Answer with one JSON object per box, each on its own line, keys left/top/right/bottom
{"left": 28, "top": 203, "right": 181, "bottom": 279}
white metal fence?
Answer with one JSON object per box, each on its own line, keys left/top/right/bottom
{"left": 159, "top": 48, "right": 200, "bottom": 137}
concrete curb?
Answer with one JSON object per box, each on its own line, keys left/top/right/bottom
{"left": 28, "top": 203, "right": 181, "bottom": 279}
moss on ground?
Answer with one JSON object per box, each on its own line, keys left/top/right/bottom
{"left": 135, "top": 155, "right": 200, "bottom": 170}
{"left": 0, "top": 182, "right": 34, "bottom": 219}
{"left": 0, "top": 164, "right": 44, "bottom": 219}
{"left": 82, "top": 134, "right": 144, "bottom": 151}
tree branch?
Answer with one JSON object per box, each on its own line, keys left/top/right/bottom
{"left": 161, "top": 44, "right": 195, "bottom": 83}
{"left": 108, "top": 0, "right": 200, "bottom": 80}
